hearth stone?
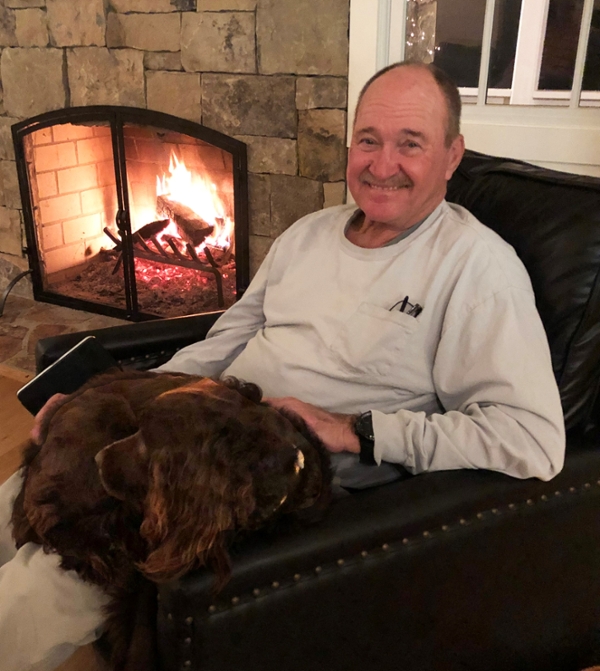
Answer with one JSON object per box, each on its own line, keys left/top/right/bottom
{"left": 0, "top": 295, "right": 127, "bottom": 375}
{"left": 0, "top": 255, "right": 32, "bottom": 300}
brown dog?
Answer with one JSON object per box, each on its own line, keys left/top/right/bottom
{"left": 11, "top": 369, "right": 331, "bottom": 670}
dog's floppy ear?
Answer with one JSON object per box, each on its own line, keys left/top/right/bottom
{"left": 96, "top": 431, "right": 149, "bottom": 507}
{"left": 136, "top": 454, "right": 254, "bottom": 587}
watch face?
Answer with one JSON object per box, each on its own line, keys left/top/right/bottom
{"left": 355, "top": 411, "right": 375, "bottom": 442}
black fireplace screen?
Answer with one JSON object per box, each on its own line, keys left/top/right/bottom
{"left": 12, "top": 106, "right": 249, "bottom": 321}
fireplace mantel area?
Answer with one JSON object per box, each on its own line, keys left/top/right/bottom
{"left": 0, "top": 0, "right": 350, "bottom": 350}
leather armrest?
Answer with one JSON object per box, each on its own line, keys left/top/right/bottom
{"left": 35, "top": 311, "right": 222, "bottom": 373}
{"left": 162, "top": 439, "right": 598, "bottom": 600}
{"left": 157, "top": 440, "right": 600, "bottom": 671}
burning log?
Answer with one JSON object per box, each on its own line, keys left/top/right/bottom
{"left": 135, "top": 218, "right": 169, "bottom": 240}
{"left": 156, "top": 195, "right": 214, "bottom": 247}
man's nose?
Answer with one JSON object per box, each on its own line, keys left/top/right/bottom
{"left": 368, "top": 147, "right": 398, "bottom": 180}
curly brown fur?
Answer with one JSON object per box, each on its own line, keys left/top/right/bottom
{"left": 11, "top": 370, "right": 331, "bottom": 671}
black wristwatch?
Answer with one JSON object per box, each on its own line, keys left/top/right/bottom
{"left": 354, "top": 411, "right": 377, "bottom": 465}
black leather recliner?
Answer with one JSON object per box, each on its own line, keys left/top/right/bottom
{"left": 36, "top": 151, "right": 600, "bottom": 671}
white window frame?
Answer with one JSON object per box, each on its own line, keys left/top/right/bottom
{"left": 349, "top": 0, "right": 599, "bottom": 115}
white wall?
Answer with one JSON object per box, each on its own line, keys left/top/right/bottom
{"left": 461, "top": 104, "right": 600, "bottom": 177}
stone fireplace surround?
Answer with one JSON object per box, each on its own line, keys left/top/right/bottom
{"left": 0, "top": 0, "right": 350, "bottom": 302}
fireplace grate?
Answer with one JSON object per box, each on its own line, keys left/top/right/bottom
{"left": 104, "top": 223, "right": 226, "bottom": 307}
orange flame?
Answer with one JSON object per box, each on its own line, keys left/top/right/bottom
{"left": 156, "top": 153, "right": 234, "bottom": 251}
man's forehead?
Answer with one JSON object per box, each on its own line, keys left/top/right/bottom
{"left": 354, "top": 68, "right": 447, "bottom": 135}
{"left": 364, "top": 65, "right": 437, "bottom": 97}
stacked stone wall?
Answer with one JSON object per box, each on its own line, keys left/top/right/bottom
{"left": 0, "top": 0, "right": 350, "bottom": 296}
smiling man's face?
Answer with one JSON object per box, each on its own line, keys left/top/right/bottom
{"left": 347, "top": 65, "right": 464, "bottom": 233}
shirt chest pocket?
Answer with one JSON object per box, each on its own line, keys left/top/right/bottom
{"left": 329, "top": 302, "right": 422, "bottom": 383}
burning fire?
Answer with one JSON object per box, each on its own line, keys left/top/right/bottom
{"left": 134, "top": 152, "right": 234, "bottom": 253}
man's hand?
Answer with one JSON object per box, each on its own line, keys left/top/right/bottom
{"left": 264, "top": 397, "right": 360, "bottom": 454}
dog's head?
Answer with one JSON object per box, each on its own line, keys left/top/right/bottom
{"left": 95, "top": 377, "right": 331, "bottom": 586}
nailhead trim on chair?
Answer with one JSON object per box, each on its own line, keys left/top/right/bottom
{"left": 159, "top": 476, "right": 600, "bottom": 670}
{"left": 158, "top": 475, "right": 598, "bottom": 620}
{"left": 158, "top": 471, "right": 600, "bottom": 671}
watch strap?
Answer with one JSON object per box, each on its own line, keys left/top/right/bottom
{"left": 358, "top": 433, "right": 376, "bottom": 465}
{"left": 354, "top": 411, "right": 377, "bottom": 466}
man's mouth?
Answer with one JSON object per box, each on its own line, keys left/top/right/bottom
{"left": 361, "top": 172, "right": 412, "bottom": 191}
{"left": 365, "top": 183, "right": 408, "bottom": 191}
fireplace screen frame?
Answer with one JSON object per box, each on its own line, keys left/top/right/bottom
{"left": 12, "top": 106, "right": 249, "bottom": 322}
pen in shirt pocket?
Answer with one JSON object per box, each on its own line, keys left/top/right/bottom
{"left": 389, "top": 296, "right": 423, "bottom": 318}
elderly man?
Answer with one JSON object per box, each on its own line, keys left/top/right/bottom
{"left": 158, "top": 61, "right": 565, "bottom": 485}
{"left": 0, "top": 61, "right": 564, "bottom": 671}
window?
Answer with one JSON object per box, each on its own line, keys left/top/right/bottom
{"left": 348, "top": 0, "right": 600, "bottom": 176}
{"left": 350, "top": 0, "right": 599, "bottom": 107}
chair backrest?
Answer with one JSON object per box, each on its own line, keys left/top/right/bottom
{"left": 447, "top": 150, "right": 600, "bottom": 436}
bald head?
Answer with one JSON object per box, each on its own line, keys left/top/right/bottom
{"left": 355, "top": 62, "right": 462, "bottom": 147}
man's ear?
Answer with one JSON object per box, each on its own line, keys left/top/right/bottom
{"left": 95, "top": 431, "right": 149, "bottom": 505}
{"left": 445, "top": 134, "right": 465, "bottom": 181}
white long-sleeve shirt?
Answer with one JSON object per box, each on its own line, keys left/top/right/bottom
{"left": 158, "top": 202, "right": 565, "bottom": 483}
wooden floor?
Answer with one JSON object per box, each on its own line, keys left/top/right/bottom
{"left": 0, "top": 365, "right": 103, "bottom": 671}
{"left": 0, "top": 366, "right": 33, "bottom": 484}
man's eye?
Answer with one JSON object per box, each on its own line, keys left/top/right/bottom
{"left": 358, "top": 137, "right": 376, "bottom": 146}
{"left": 405, "top": 141, "right": 420, "bottom": 149}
